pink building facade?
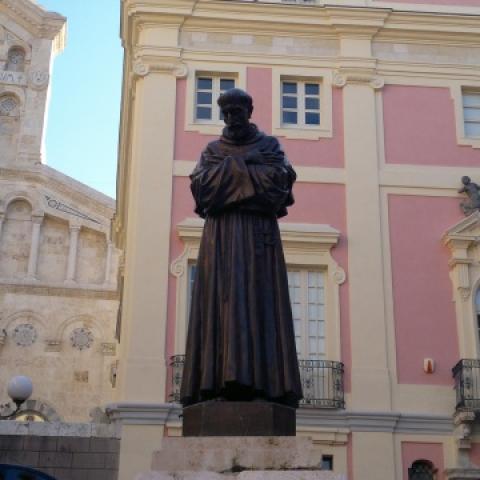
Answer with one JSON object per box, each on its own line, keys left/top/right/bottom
{"left": 113, "top": 1, "right": 480, "bottom": 479}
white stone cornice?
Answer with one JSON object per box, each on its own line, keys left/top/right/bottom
{"left": 0, "top": 0, "right": 66, "bottom": 43}
{"left": 105, "top": 401, "right": 454, "bottom": 435}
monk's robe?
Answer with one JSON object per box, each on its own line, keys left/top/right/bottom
{"left": 180, "top": 124, "right": 303, "bottom": 408}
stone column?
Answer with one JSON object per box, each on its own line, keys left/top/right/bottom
{"left": 115, "top": 53, "right": 187, "bottom": 480}
{"left": 26, "top": 214, "right": 43, "bottom": 280}
{"left": 65, "top": 224, "right": 81, "bottom": 284}
{"left": 333, "top": 15, "right": 394, "bottom": 479}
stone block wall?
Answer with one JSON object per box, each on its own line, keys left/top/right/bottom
{"left": 0, "top": 421, "right": 120, "bottom": 480}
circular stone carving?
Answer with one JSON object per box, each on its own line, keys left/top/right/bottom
{"left": 70, "top": 328, "right": 94, "bottom": 351}
{"left": 332, "top": 268, "right": 346, "bottom": 285}
{"left": 30, "top": 71, "right": 50, "bottom": 90}
{"left": 12, "top": 324, "right": 38, "bottom": 347}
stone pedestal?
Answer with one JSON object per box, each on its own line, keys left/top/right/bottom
{"left": 183, "top": 401, "right": 295, "bottom": 436}
{"left": 135, "top": 437, "right": 347, "bottom": 480}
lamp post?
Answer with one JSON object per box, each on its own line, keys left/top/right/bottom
{"left": 0, "top": 376, "right": 33, "bottom": 420}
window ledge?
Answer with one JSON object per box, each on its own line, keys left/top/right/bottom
{"left": 275, "top": 126, "right": 332, "bottom": 140}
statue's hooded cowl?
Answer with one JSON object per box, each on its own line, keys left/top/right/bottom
{"left": 180, "top": 124, "right": 303, "bottom": 408}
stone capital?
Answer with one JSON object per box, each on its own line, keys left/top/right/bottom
{"left": 132, "top": 58, "right": 188, "bottom": 79}
{"left": 333, "top": 70, "right": 384, "bottom": 90}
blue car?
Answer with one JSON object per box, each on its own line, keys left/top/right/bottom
{"left": 0, "top": 465, "right": 55, "bottom": 480}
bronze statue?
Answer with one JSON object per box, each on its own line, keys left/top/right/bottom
{"left": 459, "top": 176, "right": 480, "bottom": 216}
{"left": 180, "top": 88, "right": 303, "bottom": 408}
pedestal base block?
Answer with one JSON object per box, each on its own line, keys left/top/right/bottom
{"left": 137, "top": 472, "right": 346, "bottom": 480}
{"left": 183, "top": 401, "right": 295, "bottom": 436}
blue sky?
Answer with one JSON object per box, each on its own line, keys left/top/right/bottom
{"left": 39, "top": 0, "right": 122, "bottom": 198}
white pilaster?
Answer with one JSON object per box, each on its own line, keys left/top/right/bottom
{"left": 104, "top": 240, "right": 114, "bottom": 286}
{"left": 26, "top": 214, "right": 43, "bottom": 280}
{"left": 65, "top": 224, "right": 81, "bottom": 284}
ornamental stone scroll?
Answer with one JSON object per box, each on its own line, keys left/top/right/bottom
{"left": 132, "top": 59, "right": 188, "bottom": 79}
{"left": 333, "top": 70, "right": 384, "bottom": 90}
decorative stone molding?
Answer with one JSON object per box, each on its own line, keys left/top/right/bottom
{"left": 132, "top": 59, "right": 188, "bottom": 79}
{"left": 1, "top": 0, "right": 66, "bottom": 42}
{"left": 333, "top": 71, "right": 384, "bottom": 90}
{"left": 29, "top": 71, "right": 50, "bottom": 90}
{"left": 444, "top": 211, "right": 480, "bottom": 358}
{"left": 101, "top": 342, "right": 117, "bottom": 356}
{"left": 132, "top": 61, "right": 150, "bottom": 77}
{"left": 453, "top": 409, "right": 476, "bottom": 454}
{"left": 171, "top": 218, "right": 345, "bottom": 360}
{"left": 70, "top": 327, "right": 94, "bottom": 351}
{"left": 445, "top": 467, "right": 480, "bottom": 480}
{"left": 12, "top": 323, "right": 37, "bottom": 347}
{"left": 444, "top": 213, "right": 480, "bottom": 302}
{"left": 44, "top": 339, "right": 62, "bottom": 352}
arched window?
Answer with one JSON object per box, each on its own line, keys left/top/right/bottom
{"left": 408, "top": 460, "right": 436, "bottom": 480}
{"left": 6, "top": 46, "right": 26, "bottom": 72}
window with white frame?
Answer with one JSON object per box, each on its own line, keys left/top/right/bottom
{"left": 187, "top": 264, "right": 326, "bottom": 360}
{"left": 288, "top": 269, "right": 325, "bottom": 360}
{"left": 463, "top": 90, "right": 480, "bottom": 138}
{"left": 195, "top": 75, "right": 236, "bottom": 123}
{"left": 281, "top": 79, "right": 321, "bottom": 128}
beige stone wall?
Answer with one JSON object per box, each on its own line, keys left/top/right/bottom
{"left": 0, "top": 1, "right": 121, "bottom": 424}
{"left": 37, "top": 216, "right": 70, "bottom": 283}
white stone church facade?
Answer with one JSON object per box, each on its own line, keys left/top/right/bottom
{"left": 0, "top": 0, "right": 120, "bottom": 422}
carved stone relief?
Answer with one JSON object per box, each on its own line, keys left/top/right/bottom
{"left": 12, "top": 323, "right": 37, "bottom": 347}
{"left": 70, "top": 327, "right": 94, "bottom": 351}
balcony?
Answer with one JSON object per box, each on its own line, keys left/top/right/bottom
{"left": 170, "top": 355, "right": 345, "bottom": 409}
{"left": 453, "top": 359, "right": 480, "bottom": 410}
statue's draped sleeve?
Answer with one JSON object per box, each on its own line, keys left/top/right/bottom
{"left": 190, "top": 136, "right": 296, "bottom": 218}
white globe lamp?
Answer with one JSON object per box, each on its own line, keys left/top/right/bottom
{"left": 7, "top": 375, "right": 33, "bottom": 407}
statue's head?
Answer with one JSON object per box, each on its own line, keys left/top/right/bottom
{"left": 462, "top": 176, "right": 471, "bottom": 185}
{"left": 217, "top": 88, "right": 254, "bottom": 141}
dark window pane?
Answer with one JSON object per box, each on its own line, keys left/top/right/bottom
{"left": 306, "top": 112, "right": 320, "bottom": 125}
{"left": 197, "top": 92, "right": 212, "bottom": 105}
{"left": 305, "top": 97, "right": 320, "bottom": 110}
{"left": 282, "top": 82, "right": 297, "bottom": 94}
{"left": 196, "top": 107, "right": 212, "bottom": 120}
{"left": 283, "top": 111, "right": 298, "bottom": 124}
{"left": 220, "top": 79, "right": 235, "bottom": 91}
{"left": 197, "top": 77, "right": 212, "bottom": 90}
{"left": 321, "top": 455, "right": 333, "bottom": 471}
{"left": 220, "top": 108, "right": 225, "bottom": 121}
{"left": 282, "top": 96, "right": 297, "bottom": 109}
{"left": 305, "top": 83, "right": 319, "bottom": 95}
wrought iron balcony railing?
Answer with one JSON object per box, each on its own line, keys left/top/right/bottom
{"left": 453, "top": 359, "right": 480, "bottom": 410}
{"left": 170, "top": 355, "right": 345, "bottom": 409}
